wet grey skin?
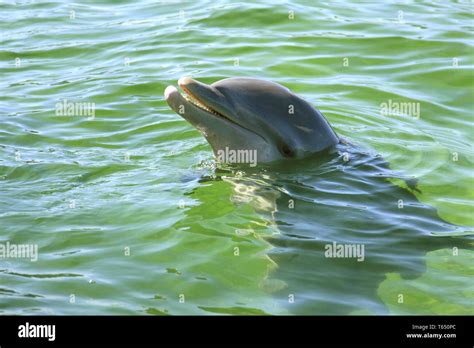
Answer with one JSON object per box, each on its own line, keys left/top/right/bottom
{"left": 164, "top": 77, "right": 339, "bottom": 164}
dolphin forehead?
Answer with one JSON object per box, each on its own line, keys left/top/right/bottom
{"left": 210, "top": 78, "right": 298, "bottom": 127}
{"left": 212, "top": 77, "right": 292, "bottom": 95}
{"left": 211, "top": 78, "right": 339, "bottom": 152}
{"left": 211, "top": 78, "right": 296, "bottom": 118}
{"left": 212, "top": 78, "right": 317, "bottom": 127}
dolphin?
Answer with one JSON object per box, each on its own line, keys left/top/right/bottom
{"left": 164, "top": 76, "right": 473, "bottom": 314}
{"left": 164, "top": 77, "right": 339, "bottom": 165}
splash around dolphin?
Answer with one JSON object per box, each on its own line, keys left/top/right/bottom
{"left": 164, "top": 77, "right": 339, "bottom": 165}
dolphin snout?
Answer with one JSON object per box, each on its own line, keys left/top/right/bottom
{"left": 164, "top": 85, "right": 178, "bottom": 100}
{"left": 171, "top": 76, "right": 234, "bottom": 121}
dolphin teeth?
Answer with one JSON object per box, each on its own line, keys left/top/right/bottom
{"left": 182, "top": 92, "right": 220, "bottom": 116}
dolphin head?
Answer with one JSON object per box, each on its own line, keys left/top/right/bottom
{"left": 164, "top": 77, "right": 339, "bottom": 165}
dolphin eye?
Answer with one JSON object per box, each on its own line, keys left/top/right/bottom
{"left": 280, "top": 144, "right": 295, "bottom": 157}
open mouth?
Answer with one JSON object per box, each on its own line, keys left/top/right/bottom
{"left": 178, "top": 84, "right": 225, "bottom": 118}
{"left": 178, "top": 83, "right": 258, "bottom": 134}
{"left": 165, "top": 78, "right": 268, "bottom": 143}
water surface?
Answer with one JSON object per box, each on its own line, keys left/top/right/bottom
{"left": 0, "top": 0, "right": 473, "bottom": 315}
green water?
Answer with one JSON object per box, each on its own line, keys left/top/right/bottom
{"left": 0, "top": 1, "right": 473, "bottom": 315}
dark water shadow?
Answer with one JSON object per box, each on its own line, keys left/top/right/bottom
{"left": 209, "top": 142, "right": 473, "bottom": 314}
